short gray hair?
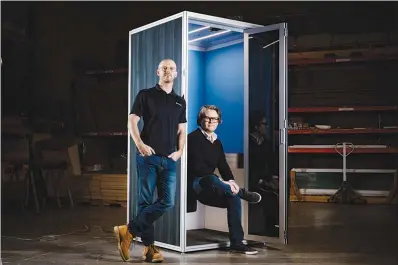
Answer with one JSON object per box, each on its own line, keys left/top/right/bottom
{"left": 196, "top": 105, "right": 222, "bottom": 125}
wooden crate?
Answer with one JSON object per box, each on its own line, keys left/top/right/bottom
{"left": 71, "top": 173, "right": 127, "bottom": 206}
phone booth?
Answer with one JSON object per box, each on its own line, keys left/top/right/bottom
{"left": 128, "top": 11, "right": 288, "bottom": 252}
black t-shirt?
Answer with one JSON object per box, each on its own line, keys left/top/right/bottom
{"left": 187, "top": 128, "right": 235, "bottom": 181}
{"left": 130, "top": 84, "right": 187, "bottom": 157}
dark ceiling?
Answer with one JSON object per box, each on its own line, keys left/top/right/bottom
{"left": 2, "top": 1, "right": 398, "bottom": 37}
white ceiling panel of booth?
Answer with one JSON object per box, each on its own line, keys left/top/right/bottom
{"left": 188, "top": 23, "right": 243, "bottom": 51}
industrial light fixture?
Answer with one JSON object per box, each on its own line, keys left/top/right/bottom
{"left": 188, "top": 26, "right": 210, "bottom": 34}
{"left": 188, "top": 30, "right": 231, "bottom": 44}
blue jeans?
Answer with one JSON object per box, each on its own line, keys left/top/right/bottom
{"left": 193, "top": 175, "right": 244, "bottom": 247}
{"left": 128, "top": 154, "right": 177, "bottom": 245}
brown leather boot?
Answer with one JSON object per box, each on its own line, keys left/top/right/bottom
{"left": 113, "top": 225, "right": 135, "bottom": 262}
{"left": 142, "top": 244, "right": 164, "bottom": 263}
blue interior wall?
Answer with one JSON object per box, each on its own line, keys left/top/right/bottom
{"left": 188, "top": 42, "right": 244, "bottom": 153}
{"left": 187, "top": 50, "right": 205, "bottom": 134}
{"left": 204, "top": 43, "right": 244, "bottom": 153}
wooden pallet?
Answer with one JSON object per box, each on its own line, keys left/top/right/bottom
{"left": 78, "top": 198, "right": 127, "bottom": 208}
{"left": 71, "top": 173, "right": 127, "bottom": 205}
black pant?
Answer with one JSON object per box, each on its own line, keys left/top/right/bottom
{"left": 193, "top": 175, "right": 244, "bottom": 247}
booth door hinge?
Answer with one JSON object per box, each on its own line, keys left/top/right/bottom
{"left": 280, "top": 129, "right": 286, "bottom": 145}
{"left": 280, "top": 120, "right": 287, "bottom": 145}
{"left": 284, "top": 230, "right": 288, "bottom": 241}
{"left": 283, "top": 26, "right": 288, "bottom": 37}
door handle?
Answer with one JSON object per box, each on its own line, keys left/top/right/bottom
{"left": 280, "top": 129, "right": 285, "bottom": 145}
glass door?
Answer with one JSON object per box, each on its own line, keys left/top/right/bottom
{"left": 243, "top": 23, "right": 288, "bottom": 244}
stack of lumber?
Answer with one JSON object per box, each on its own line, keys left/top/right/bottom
{"left": 71, "top": 173, "right": 127, "bottom": 206}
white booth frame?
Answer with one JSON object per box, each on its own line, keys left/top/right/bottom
{"left": 127, "top": 11, "right": 288, "bottom": 253}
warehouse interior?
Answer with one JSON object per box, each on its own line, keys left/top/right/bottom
{"left": 1, "top": 1, "right": 398, "bottom": 264}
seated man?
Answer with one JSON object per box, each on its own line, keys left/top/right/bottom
{"left": 188, "top": 105, "right": 262, "bottom": 255}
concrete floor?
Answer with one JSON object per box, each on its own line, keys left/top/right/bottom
{"left": 1, "top": 202, "right": 397, "bottom": 264}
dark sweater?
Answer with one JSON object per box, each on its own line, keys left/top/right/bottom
{"left": 187, "top": 128, "right": 234, "bottom": 182}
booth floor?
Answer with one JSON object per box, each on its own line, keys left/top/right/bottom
{"left": 1, "top": 202, "right": 397, "bottom": 265}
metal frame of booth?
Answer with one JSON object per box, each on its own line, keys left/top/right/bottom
{"left": 127, "top": 11, "right": 288, "bottom": 253}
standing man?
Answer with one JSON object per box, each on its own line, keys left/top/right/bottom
{"left": 114, "top": 59, "right": 186, "bottom": 263}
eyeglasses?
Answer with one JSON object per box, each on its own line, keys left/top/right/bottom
{"left": 203, "top": 116, "right": 220, "bottom": 123}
